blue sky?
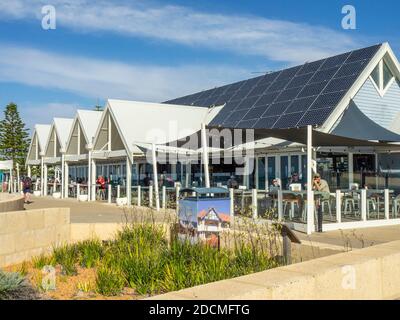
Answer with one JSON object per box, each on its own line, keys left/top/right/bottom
{"left": 0, "top": 0, "right": 399, "bottom": 131}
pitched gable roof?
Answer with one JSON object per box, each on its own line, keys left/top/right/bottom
{"left": 77, "top": 110, "right": 102, "bottom": 146}
{"left": 35, "top": 124, "right": 51, "bottom": 154}
{"left": 53, "top": 118, "right": 74, "bottom": 151}
{"left": 94, "top": 99, "right": 223, "bottom": 156}
{"left": 164, "top": 44, "right": 384, "bottom": 131}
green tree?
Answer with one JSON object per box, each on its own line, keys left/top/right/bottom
{"left": 0, "top": 103, "right": 30, "bottom": 171}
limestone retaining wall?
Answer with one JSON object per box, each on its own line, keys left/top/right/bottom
{"left": 150, "top": 240, "right": 400, "bottom": 300}
{"left": 0, "top": 208, "right": 70, "bottom": 267}
{"left": 0, "top": 193, "right": 25, "bottom": 212}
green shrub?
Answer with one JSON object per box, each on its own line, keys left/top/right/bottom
{"left": 95, "top": 265, "right": 125, "bottom": 296}
{"left": 0, "top": 270, "right": 39, "bottom": 300}
{"left": 77, "top": 239, "right": 103, "bottom": 268}
{"left": 32, "top": 254, "right": 54, "bottom": 269}
{"left": 53, "top": 244, "right": 79, "bottom": 276}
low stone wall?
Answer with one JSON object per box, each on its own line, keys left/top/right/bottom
{"left": 70, "top": 223, "right": 125, "bottom": 242}
{"left": 0, "top": 208, "right": 70, "bottom": 267}
{"left": 0, "top": 193, "right": 25, "bottom": 212}
{"left": 150, "top": 240, "right": 400, "bottom": 300}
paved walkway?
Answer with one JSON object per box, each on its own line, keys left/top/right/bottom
{"left": 294, "top": 225, "right": 400, "bottom": 249}
{"left": 25, "top": 196, "right": 400, "bottom": 249}
{"left": 26, "top": 196, "right": 175, "bottom": 224}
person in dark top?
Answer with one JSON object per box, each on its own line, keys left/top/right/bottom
{"left": 227, "top": 175, "right": 239, "bottom": 189}
{"left": 22, "top": 176, "right": 32, "bottom": 204}
{"left": 143, "top": 173, "right": 151, "bottom": 187}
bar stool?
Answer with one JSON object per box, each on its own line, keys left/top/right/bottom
{"left": 343, "top": 192, "right": 359, "bottom": 217}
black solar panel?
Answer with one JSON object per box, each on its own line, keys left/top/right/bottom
{"left": 163, "top": 44, "right": 382, "bottom": 129}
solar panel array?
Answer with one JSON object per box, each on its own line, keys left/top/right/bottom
{"left": 164, "top": 44, "right": 381, "bottom": 129}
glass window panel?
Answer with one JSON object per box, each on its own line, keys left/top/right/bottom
{"left": 257, "top": 157, "right": 266, "bottom": 190}
{"left": 383, "top": 61, "right": 394, "bottom": 89}
{"left": 371, "top": 64, "right": 380, "bottom": 88}
{"left": 280, "top": 156, "right": 289, "bottom": 189}
{"left": 267, "top": 157, "right": 276, "bottom": 188}
{"left": 301, "top": 155, "right": 307, "bottom": 185}
{"left": 290, "top": 155, "right": 299, "bottom": 176}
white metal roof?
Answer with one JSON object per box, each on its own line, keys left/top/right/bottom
{"left": 51, "top": 117, "right": 74, "bottom": 152}
{"left": 76, "top": 110, "right": 102, "bottom": 145}
{"left": 35, "top": 124, "right": 51, "bottom": 153}
{"left": 104, "top": 99, "right": 223, "bottom": 155}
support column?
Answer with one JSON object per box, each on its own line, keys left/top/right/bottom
{"left": 306, "top": 125, "right": 315, "bottom": 235}
{"left": 40, "top": 157, "right": 44, "bottom": 196}
{"left": 91, "top": 158, "right": 96, "bottom": 201}
{"left": 201, "top": 123, "right": 210, "bottom": 188}
{"left": 348, "top": 152, "right": 354, "bottom": 186}
{"left": 126, "top": 156, "right": 132, "bottom": 206}
{"left": 44, "top": 164, "right": 48, "bottom": 196}
{"left": 16, "top": 163, "right": 20, "bottom": 193}
{"left": 61, "top": 154, "right": 65, "bottom": 198}
{"left": 27, "top": 165, "right": 31, "bottom": 178}
{"left": 88, "top": 150, "right": 92, "bottom": 201}
{"left": 151, "top": 144, "right": 160, "bottom": 211}
{"left": 64, "top": 161, "right": 69, "bottom": 198}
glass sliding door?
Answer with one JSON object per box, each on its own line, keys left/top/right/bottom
{"left": 267, "top": 157, "right": 276, "bottom": 188}
{"left": 280, "top": 156, "right": 289, "bottom": 189}
{"left": 257, "top": 157, "right": 266, "bottom": 190}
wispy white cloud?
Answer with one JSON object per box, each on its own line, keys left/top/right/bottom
{"left": 0, "top": 44, "right": 250, "bottom": 101}
{"left": 0, "top": 0, "right": 360, "bottom": 64}
{"left": 20, "top": 102, "right": 79, "bottom": 131}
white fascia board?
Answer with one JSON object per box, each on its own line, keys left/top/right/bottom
{"left": 26, "top": 130, "right": 37, "bottom": 165}
{"left": 26, "top": 159, "right": 41, "bottom": 166}
{"left": 91, "top": 102, "right": 111, "bottom": 152}
{"left": 65, "top": 116, "right": 79, "bottom": 155}
{"left": 43, "top": 122, "right": 56, "bottom": 157}
{"left": 106, "top": 103, "right": 133, "bottom": 162}
{"left": 320, "top": 43, "right": 389, "bottom": 133}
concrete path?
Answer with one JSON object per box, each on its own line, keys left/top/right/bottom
{"left": 294, "top": 225, "right": 400, "bottom": 249}
{"left": 25, "top": 196, "right": 175, "bottom": 224}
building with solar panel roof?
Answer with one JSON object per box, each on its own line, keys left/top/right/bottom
{"left": 26, "top": 42, "right": 400, "bottom": 233}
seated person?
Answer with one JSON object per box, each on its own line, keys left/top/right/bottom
{"left": 312, "top": 173, "right": 330, "bottom": 200}
{"left": 227, "top": 175, "right": 239, "bottom": 189}
{"left": 269, "top": 178, "right": 281, "bottom": 192}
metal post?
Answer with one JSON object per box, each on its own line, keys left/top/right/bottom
{"left": 16, "top": 163, "right": 20, "bottom": 193}
{"left": 361, "top": 189, "right": 367, "bottom": 221}
{"left": 336, "top": 189, "right": 342, "bottom": 223}
{"left": 348, "top": 152, "right": 354, "bottom": 185}
{"left": 252, "top": 188, "right": 258, "bottom": 219}
{"left": 108, "top": 184, "right": 112, "bottom": 204}
{"left": 137, "top": 185, "right": 141, "bottom": 207}
{"left": 148, "top": 185, "right": 153, "bottom": 207}
{"left": 306, "top": 125, "right": 315, "bottom": 235}
{"left": 151, "top": 144, "right": 160, "bottom": 211}
{"left": 229, "top": 188, "right": 234, "bottom": 217}
{"left": 77, "top": 183, "right": 80, "bottom": 199}
{"left": 64, "top": 161, "right": 69, "bottom": 198}
{"left": 201, "top": 123, "right": 210, "bottom": 188}
{"left": 87, "top": 150, "right": 92, "bottom": 201}
{"left": 61, "top": 154, "right": 65, "bottom": 198}
{"left": 91, "top": 158, "right": 96, "bottom": 201}
{"left": 176, "top": 185, "right": 180, "bottom": 214}
{"left": 162, "top": 186, "right": 166, "bottom": 209}
{"left": 40, "top": 157, "right": 44, "bottom": 196}
{"left": 44, "top": 164, "right": 48, "bottom": 196}
{"left": 278, "top": 189, "right": 283, "bottom": 221}
{"left": 117, "top": 185, "right": 120, "bottom": 199}
{"left": 126, "top": 156, "right": 132, "bottom": 206}
{"left": 384, "top": 189, "right": 390, "bottom": 220}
